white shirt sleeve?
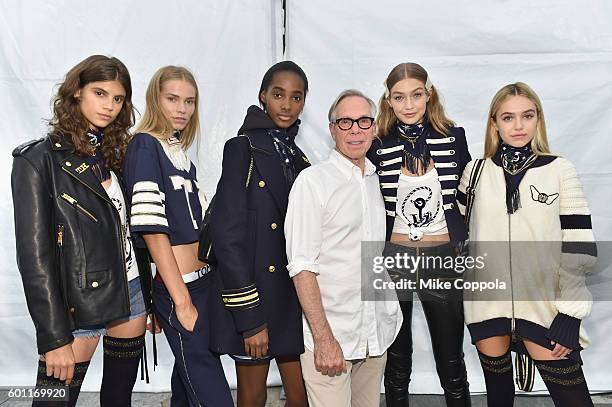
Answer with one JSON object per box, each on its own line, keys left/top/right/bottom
{"left": 285, "top": 172, "right": 323, "bottom": 277}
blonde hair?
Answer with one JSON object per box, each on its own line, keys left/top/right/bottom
{"left": 376, "top": 62, "right": 455, "bottom": 137}
{"left": 135, "top": 66, "right": 200, "bottom": 149}
{"left": 484, "top": 82, "right": 551, "bottom": 158}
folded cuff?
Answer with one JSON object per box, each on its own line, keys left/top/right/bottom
{"left": 242, "top": 323, "right": 267, "bottom": 339}
{"left": 546, "top": 313, "right": 581, "bottom": 350}
{"left": 287, "top": 262, "right": 319, "bottom": 278}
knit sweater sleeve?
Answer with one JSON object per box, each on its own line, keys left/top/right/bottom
{"left": 553, "top": 158, "right": 596, "bottom": 319}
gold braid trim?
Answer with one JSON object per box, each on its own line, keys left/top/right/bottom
{"left": 103, "top": 348, "right": 144, "bottom": 358}
{"left": 534, "top": 362, "right": 582, "bottom": 374}
{"left": 539, "top": 374, "right": 586, "bottom": 386}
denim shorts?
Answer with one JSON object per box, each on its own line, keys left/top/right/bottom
{"left": 73, "top": 276, "right": 146, "bottom": 338}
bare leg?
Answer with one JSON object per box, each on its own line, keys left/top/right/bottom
{"left": 236, "top": 361, "right": 270, "bottom": 407}
{"left": 277, "top": 356, "right": 308, "bottom": 407}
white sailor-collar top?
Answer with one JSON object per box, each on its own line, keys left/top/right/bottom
{"left": 367, "top": 124, "right": 472, "bottom": 242}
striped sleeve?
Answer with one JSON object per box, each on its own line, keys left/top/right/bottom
{"left": 555, "top": 158, "right": 595, "bottom": 320}
{"left": 221, "top": 284, "right": 261, "bottom": 309}
{"left": 131, "top": 180, "right": 168, "bottom": 230}
{"left": 456, "top": 159, "right": 475, "bottom": 216}
{"left": 123, "top": 138, "right": 170, "bottom": 235}
{"left": 558, "top": 158, "right": 597, "bottom": 259}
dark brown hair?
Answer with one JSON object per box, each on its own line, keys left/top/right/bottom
{"left": 49, "top": 55, "right": 135, "bottom": 171}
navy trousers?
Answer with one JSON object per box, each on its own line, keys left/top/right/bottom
{"left": 153, "top": 274, "right": 233, "bottom": 407}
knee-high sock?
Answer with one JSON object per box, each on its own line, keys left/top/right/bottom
{"left": 478, "top": 350, "right": 514, "bottom": 407}
{"left": 100, "top": 335, "right": 145, "bottom": 407}
{"left": 32, "top": 359, "right": 89, "bottom": 407}
{"left": 534, "top": 359, "right": 593, "bottom": 407}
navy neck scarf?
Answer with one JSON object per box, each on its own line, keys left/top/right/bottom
{"left": 84, "top": 129, "right": 110, "bottom": 182}
{"left": 494, "top": 142, "right": 537, "bottom": 214}
{"left": 268, "top": 121, "right": 300, "bottom": 188}
{"left": 395, "top": 119, "right": 431, "bottom": 175}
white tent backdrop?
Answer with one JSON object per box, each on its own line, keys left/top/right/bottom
{"left": 1, "top": 0, "right": 611, "bottom": 395}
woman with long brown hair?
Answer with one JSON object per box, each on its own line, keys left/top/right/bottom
{"left": 12, "top": 54, "right": 150, "bottom": 406}
{"left": 367, "top": 62, "right": 472, "bottom": 406}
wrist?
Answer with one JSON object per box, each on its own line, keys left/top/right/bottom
{"left": 313, "top": 329, "right": 335, "bottom": 345}
{"left": 173, "top": 295, "right": 193, "bottom": 310}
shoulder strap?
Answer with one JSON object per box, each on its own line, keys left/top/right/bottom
{"left": 12, "top": 138, "right": 45, "bottom": 157}
{"left": 464, "top": 159, "right": 485, "bottom": 231}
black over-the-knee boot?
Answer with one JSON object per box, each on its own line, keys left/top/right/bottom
{"left": 32, "top": 359, "right": 90, "bottom": 407}
{"left": 534, "top": 359, "right": 594, "bottom": 407}
{"left": 99, "top": 335, "right": 145, "bottom": 407}
{"left": 477, "top": 350, "right": 514, "bottom": 407}
{"left": 384, "top": 299, "right": 414, "bottom": 407}
{"left": 422, "top": 298, "right": 471, "bottom": 407}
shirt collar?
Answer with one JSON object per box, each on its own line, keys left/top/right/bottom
{"left": 329, "top": 149, "right": 376, "bottom": 179}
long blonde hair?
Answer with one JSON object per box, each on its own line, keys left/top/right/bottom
{"left": 484, "top": 82, "right": 551, "bottom": 158}
{"left": 376, "top": 62, "right": 455, "bottom": 137}
{"left": 135, "top": 66, "right": 200, "bottom": 149}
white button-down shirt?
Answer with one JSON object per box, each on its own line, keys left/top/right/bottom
{"left": 286, "top": 149, "right": 402, "bottom": 360}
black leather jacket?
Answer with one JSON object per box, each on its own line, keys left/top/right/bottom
{"left": 11, "top": 136, "right": 151, "bottom": 354}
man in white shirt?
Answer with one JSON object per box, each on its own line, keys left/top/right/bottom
{"left": 285, "top": 89, "right": 403, "bottom": 407}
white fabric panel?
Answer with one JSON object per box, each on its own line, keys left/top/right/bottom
{"left": 0, "top": 0, "right": 283, "bottom": 391}
{"left": 286, "top": 0, "right": 612, "bottom": 394}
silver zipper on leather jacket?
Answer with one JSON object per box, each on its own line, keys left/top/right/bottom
{"left": 60, "top": 193, "right": 98, "bottom": 222}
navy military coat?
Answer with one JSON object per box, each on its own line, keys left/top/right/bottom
{"left": 209, "top": 127, "right": 310, "bottom": 357}
{"left": 367, "top": 125, "right": 472, "bottom": 243}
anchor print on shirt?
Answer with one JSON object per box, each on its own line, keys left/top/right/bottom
{"left": 112, "top": 196, "right": 135, "bottom": 272}
{"left": 529, "top": 185, "right": 559, "bottom": 205}
{"left": 399, "top": 186, "right": 440, "bottom": 227}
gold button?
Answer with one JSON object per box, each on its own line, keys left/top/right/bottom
{"left": 268, "top": 265, "right": 276, "bottom": 273}
{"left": 65, "top": 161, "right": 72, "bottom": 167}
{"left": 54, "top": 143, "right": 61, "bottom": 148}
{"left": 271, "top": 223, "right": 277, "bottom": 230}
{"left": 258, "top": 180, "right": 266, "bottom": 188}
{"left": 222, "top": 298, "right": 229, "bottom": 303}
{"left": 91, "top": 281, "right": 99, "bottom": 288}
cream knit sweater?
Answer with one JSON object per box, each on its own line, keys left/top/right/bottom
{"left": 458, "top": 157, "right": 596, "bottom": 349}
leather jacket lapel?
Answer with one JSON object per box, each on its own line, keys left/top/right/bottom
{"left": 59, "top": 153, "right": 112, "bottom": 205}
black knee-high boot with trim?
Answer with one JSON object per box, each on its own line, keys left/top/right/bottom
{"left": 534, "top": 359, "right": 593, "bottom": 407}
{"left": 32, "top": 359, "right": 90, "bottom": 407}
{"left": 478, "top": 350, "right": 514, "bottom": 407}
{"left": 99, "top": 335, "right": 145, "bottom": 407}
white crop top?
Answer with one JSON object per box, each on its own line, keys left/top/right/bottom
{"left": 106, "top": 171, "right": 139, "bottom": 281}
{"left": 392, "top": 168, "right": 448, "bottom": 240}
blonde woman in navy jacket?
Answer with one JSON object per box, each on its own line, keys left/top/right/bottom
{"left": 367, "top": 62, "right": 471, "bottom": 406}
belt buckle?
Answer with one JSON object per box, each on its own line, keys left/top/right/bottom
{"left": 197, "top": 264, "right": 211, "bottom": 278}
